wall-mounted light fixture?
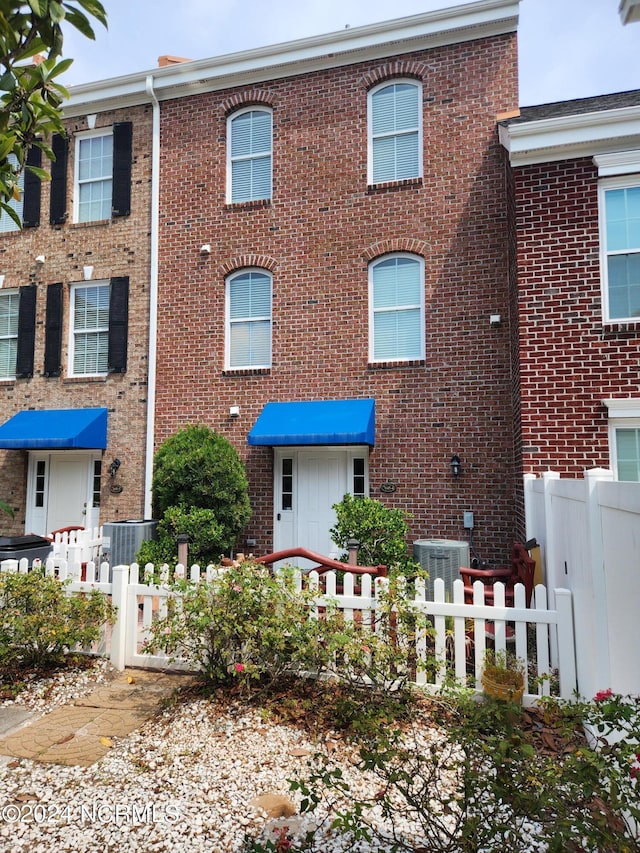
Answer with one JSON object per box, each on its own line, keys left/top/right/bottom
{"left": 229, "top": 405, "right": 240, "bottom": 418}
{"left": 490, "top": 314, "right": 502, "bottom": 327}
{"left": 450, "top": 454, "right": 462, "bottom": 477}
{"left": 35, "top": 255, "right": 45, "bottom": 265}
{"left": 83, "top": 265, "right": 94, "bottom": 281}
{"left": 109, "top": 458, "right": 121, "bottom": 479}
{"left": 200, "top": 244, "right": 211, "bottom": 255}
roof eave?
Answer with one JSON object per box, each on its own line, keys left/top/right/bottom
{"left": 500, "top": 104, "right": 640, "bottom": 166}
{"left": 63, "top": 0, "right": 519, "bottom": 117}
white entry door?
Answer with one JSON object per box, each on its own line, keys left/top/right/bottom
{"left": 273, "top": 447, "right": 369, "bottom": 565}
{"left": 25, "top": 452, "right": 101, "bottom": 536}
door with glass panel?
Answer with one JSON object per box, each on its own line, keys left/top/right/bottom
{"left": 273, "top": 447, "right": 368, "bottom": 567}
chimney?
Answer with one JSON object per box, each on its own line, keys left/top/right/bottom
{"left": 158, "top": 55, "right": 192, "bottom": 67}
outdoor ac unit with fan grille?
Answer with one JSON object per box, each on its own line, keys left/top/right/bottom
{"left": 413, "top": 538, "right": 470, "bottom": 597}
{"left": 102, "top": 520, "right": 158, "bottom": 567}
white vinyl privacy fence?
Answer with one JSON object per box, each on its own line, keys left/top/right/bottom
{"left": 0, "top": 557, "right": 577, "bottom": 707}
{"left": 524, "top": 468, "right": 640, "bottom": 699}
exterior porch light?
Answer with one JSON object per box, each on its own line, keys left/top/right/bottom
{"left": 450, "top": 455, "right": 462, "bottom": 477}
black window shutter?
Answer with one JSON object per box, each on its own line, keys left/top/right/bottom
{"left": 111, "top": 122, "right": 132, "bottom": 217}
{"left": 22, "top": 146, "right": 42, "bottom": 228}
{"left": 49, "top": 134, "right": 69, "bottom": 225}
{"left": 15, "top": 285, "right": 37, "bottom": 378}
{"left": 108, "top": 276, "right": 129, "bottom": 373}
{"left": 43, "top": 282, "right": 63, "bottom": 377}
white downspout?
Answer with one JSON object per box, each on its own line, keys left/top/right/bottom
{"left": 144, "top": 74, "right": 160, "bottom": 519}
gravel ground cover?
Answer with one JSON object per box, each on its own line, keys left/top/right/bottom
{"left": 0, "top": 662, "right": 565, "bottom": 853}
{"left": 0, "top": 662, "right": 438, "bottom": 852}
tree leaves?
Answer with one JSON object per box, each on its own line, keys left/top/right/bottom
{"left": 0, "top": 0, "right": 107, "bottom": 222}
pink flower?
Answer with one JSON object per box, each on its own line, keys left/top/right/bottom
{"left": 235, "top": 663, "right": 245, "bottom": 673}
{"left": 594, "top": 688, "right": 614, "bottom": 702}
{"left": 233, "top": 584, "right": 242, "bottom": 592}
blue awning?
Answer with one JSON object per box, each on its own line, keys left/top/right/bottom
{"left": 0, "top": 408, "right": 108, "bottom": 450}
{"left": 248, "top": 399, "right": 375, "bottom": 446}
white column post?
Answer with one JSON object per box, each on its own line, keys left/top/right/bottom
{"left": 110, "top": 564, "right": 129, "bottom": 671}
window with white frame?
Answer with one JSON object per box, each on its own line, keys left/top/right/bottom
{"left": 604, "top": 399, "right": 640, "bottom": 481}
{"left": 75, "top": 131, "right": 113, "bottom": 223}
{"left": 0, "top": 290, "right": 19, "bottom": 377}
{"left": 226, "top": 269, "right": 272, "bottom": 369}
{"left": 368, "top": 80, "right": 422, "bottom": 185}
{"left": 0, "top": 155, "right": 24, "bottom": 233}
{"left": 228, "top": 108, "right": 272, "bottom": 203}
{"left": 599, "top": 178, "right": 640, "bottom": 321}
{"left": 369, "top": 254, "right": 425, "bottom": 362}
{"left": 70, "top": 282, "right": 110, "bottom": 375}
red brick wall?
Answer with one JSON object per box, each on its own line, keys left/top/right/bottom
{"left": 513, "top": 156, "right": 639, "bottom": 476}
{"left": 0, "top": 104, "right": 153, "bottom": 533}
{"left": 156, "top": 33, "right": 519, "bottom": 565}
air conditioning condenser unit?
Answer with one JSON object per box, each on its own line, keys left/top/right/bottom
{"left": 413, "top": 538, "right": 470, "bottom": 597}
{"left": 102, "top": 520, "right": 158, "bottom": 567}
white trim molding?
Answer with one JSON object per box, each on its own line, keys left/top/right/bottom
{"left": 594, "top": 149, "right": 640, "bottom": 176}
{"left": 603, "top": 398, "right": 640, "bottom": 419}
{"left": 64, "top": 0, "right": 520, "bottom": 117}
{"left": 499, "top": 104, "right": 640, "bottom": 166}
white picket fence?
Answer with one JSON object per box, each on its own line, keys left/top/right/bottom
{"left": 49, "top": 526, "right": 103, "bottom": 565}
{"left": 0, "top": 557, "right": 577, "bottom": 706}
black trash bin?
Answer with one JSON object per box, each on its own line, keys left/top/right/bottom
{"left": 0, "top": 535, "right": 53, "bottom": 564}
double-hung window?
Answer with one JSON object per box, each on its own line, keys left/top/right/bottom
{"left": 226, "top": 269, "right": 272, "bottom": 369}
{"left": 228, "top": 108, "right": 272, "bottom": 203}
{"left": 75, "top": 131, "right": 113, "bottom": 223}
{"left": 0, "top": 290, "right": 19, "bottom": 378}
{"left": 599, "top": 178, "right": 640, "bottom": 321}
{"left": 604, "top": 399, "right": 640, "bottom": 481}
{"left": 369, "top": 255, "right": 424, "bottom": 363}
{"left": 70, "top": 282, "right": 110, "bottom": 375}
{"left": 368, "top": 80, "right": 422, "bottom": 184}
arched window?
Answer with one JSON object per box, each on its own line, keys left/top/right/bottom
{"left": 226, "top": 269, "right": 272, "bottom": 369}
{"left": 368, "top": 80, "right": 422, "bottom": 184}
{"left": 227, "top": 108, "right": 272, "bottom": 203}
{"left": 369, "top": 254, "right": 424, "bottom": 362}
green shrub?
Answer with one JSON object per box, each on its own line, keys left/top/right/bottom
{"left": 151, "top": 424, "right": 251, "bottom": 545}
{"left": 290, "top": 689, "right": 640, "bottom": 852}
{"left": 139, "top": 424, "right": 252, "bottom": 566}
{"left": 330, "top": 494, "right": 420, "bottom": 578}
{"left": 0, "top": 568, "right": 115, "bottom": 674}
{"left": 143, "top": 561, "right": 332, "bottom": 686}
{"left": 143, "top": 561, "right": 433, "bottom": 695}
{"left": 137, "top": 505, "right": 227, "bottom": 568}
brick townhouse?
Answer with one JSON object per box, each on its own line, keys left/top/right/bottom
{"left": 0, "top": 0, "right": 524, "bottom": 568}
{"left": 0, "top": 94, "right": 154, "bottom": 537}
{"left": 500, "top": 90, "right": 640, "bottom": 497}
{"left": 152, "top": 0, "right": 520, "bottom": 565}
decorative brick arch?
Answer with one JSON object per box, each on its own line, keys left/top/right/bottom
{"left": 219, "top": 255, "right": 278, "bottom": 276}
{"left": 361, "top": 61, "right": 428, "bottom": 90}
{"left": 361, "top": 238, "right": 430, "bottom": 262}
{"left": 220, "top": 89, "right": 278, "bottom": 117}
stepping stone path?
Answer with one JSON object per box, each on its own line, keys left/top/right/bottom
{"left": 0, "top": 669, "right": 193, "bottom": 767}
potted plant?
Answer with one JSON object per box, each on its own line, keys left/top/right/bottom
{"left": 481, "top": 650, "right": 525, "bottom": 703}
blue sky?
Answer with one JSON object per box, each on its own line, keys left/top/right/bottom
{"left": 60, "top": 0, "right": 639, "bottom": 106}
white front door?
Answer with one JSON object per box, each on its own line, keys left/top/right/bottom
{"left": 25, "top": 452, "right": 101, "bottom": 536}
{"left": 273, "top": 447, "right": 369, "bottom": 565}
